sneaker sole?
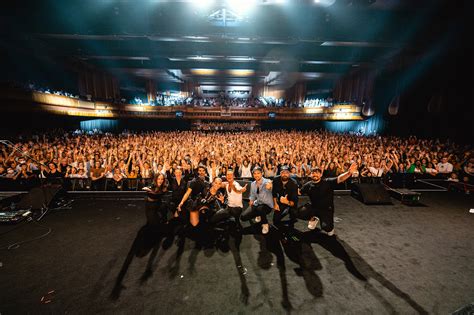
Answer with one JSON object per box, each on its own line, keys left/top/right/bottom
{"left": 308, "top": 219, "right": 319, "bottom": 230}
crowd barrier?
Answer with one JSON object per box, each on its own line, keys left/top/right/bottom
{"left": 1, "top": 173, "right": 452, "bottom": 193}
{"left": 0, "top": 176, "right": 356, "bottom": 193}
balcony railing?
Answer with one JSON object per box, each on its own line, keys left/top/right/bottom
{"left": 1, "top": 88, "right": 363, "bottom": 121}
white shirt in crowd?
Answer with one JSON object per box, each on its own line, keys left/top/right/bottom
{"left": 207, "top": 167, "right": 220, "bottom": 183}
{"left": 240, "top": 164, "right": 252, "bottom": 178}
{"left": 225, "top": 181, "right": 243, "bottom": 208}
{"left": 437, "top": 162, "right": 453, "bottom": 174}
{"left": 368, "top": 166, "right": 384, "bottom": 177}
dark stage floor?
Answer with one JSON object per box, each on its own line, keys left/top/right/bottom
{"left": 1, "top": 192, "right": 473, "bottom": 314}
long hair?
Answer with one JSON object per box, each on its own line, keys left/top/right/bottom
{"left": 152, "top": 173, "right": 169, "bottom": 193}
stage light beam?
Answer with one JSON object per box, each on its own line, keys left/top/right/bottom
{"left": 192, "top": 0, "right": 214, "bottom": 9}
{"left": 226, "top": 0, "right": 257, "bottom": 14}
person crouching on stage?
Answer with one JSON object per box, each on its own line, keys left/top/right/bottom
{"left": 177, "top": 165, "right": 209, "bottom": 227}
{"left": 298, "top": 162, "right": 358, "bottom": 235}
{"left": 241, "top": 167, "right": 275, "bottom": 235}
{"left": 210, "top": 170, "right": 247, "bottom": 230}
{"left": 142, "top": 173, "right": 169, "bottom": 225}
{"left": 199, "top": 177, "right": 228, "bottom": 223}
{"left": 272, "top": 166, "right": 299, "bottom": 227}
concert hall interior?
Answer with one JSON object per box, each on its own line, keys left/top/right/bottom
{"left": 0, "top": 0, "right": 473, "bottom": 314}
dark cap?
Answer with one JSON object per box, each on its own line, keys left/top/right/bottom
{"left": 310, "top": 167, "right": 322, "bottom": 173}
{"left": 280, "top": 166, "right": 290, "bottom": 173}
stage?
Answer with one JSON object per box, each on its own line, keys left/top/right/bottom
{"left": 1, "top": 192, "right": 473, "bottom": 314}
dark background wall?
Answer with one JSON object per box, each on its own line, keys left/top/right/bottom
{"left": 373, "top": 14, "right": 473, "bottom": 144}
{"left": 1, "top": 24, "right": 472, "bottom": 143}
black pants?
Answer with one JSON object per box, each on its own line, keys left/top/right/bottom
{"left": 241, "top": 204, "right": 272, "bottom": 224}
{"left": 210, "top": 206, "right": 243, "bottom": 226}
{"left": 273, "top": 205, "right": 298, "bottom": 226}
{"left": 145, "top": 201, "right": 168, "bottom": 225}
{"left": 297, "top": 203, "right": 334, "bottom": 232}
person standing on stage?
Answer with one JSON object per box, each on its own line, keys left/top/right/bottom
{"left": 272, "top": 166, "right": 299, "bottom": 227}
{"left": 241, "top": 167, "right": 275, "bottom": 234}
{"left": 299, "top": 162, "right": 358, "bottom": 235}
{"left": 142, "top": 173, "right": 169, "bottom": 225}
{"left": 168, "top": 167, "right": 188, "bottom": 218}
{"left": 177, "top": 165, "right": 210, "bottom": 226}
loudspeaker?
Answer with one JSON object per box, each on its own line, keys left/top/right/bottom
{"left": 388, "top": 188, "right": 421, "bottom": 205}
{"left": 351, "top": 183, "right": 392, "bottom": 205}
{"left": 17, "top": 185, "right": 62, "bottom": 210}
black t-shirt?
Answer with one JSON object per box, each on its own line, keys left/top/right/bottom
{"left": 146, "top": 189, "right": 167, "bottom": 203}
{"left": 169, "top": 177, "right": 188, "bottom": 203}
{"left": 272, "top": 175, "right": 299, "bottom": 208}
{"left": 202, "top": 187, "right": 226, "bottom": 209}
{"left": 60, "top": 163, "right": 69, "bottom": 172}
{"left": 300, "top": 177, "right": 338, "bottom": 210}
{"left": 324, "top": 168, "right": 337, "bottom": 178}
{"left": 233, "top": 166, "right": 240, "bottom": 178}
{"left": 188, "top": 177, "right": 209, "bottom": 199}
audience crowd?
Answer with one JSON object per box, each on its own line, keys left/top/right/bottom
{"left": 4, "top": 80, "right": 79, "bottom": 99}
{"left": 1, "top": 130, "right": 472, "bottom": 191}
{"left": 194, "top": 122, "right": 258, "bottom": 131}
{"left": 303, "top": 98, "right": 333, "bottom": 108}
{"left": 147, "top": 96, "right": 338, "bottom": 108}
{"left": 3, "top": 81, "right": 347, "bottom": 109}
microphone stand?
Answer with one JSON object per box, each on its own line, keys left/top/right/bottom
{"left": 0, "top": 140, "right": 59, "bottom": 221}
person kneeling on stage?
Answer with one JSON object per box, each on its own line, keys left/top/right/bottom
{"left": 272, "top": 166, "right": 299, "bottom": 227}
{"left": 241, "top": 167, "right": 275, "bottom": 235}
{"left": 177, "top": 165, "right": 210, "bottom": 227}
{"left": 142, "top": 173, "right": 170, "bottom": 225}
{"left": 199, "top": 177, "right": 228, "bottom": 223}
{"left": 210, "top": 170, "right": 247, "bottom": 230}
{"left": 299, "top": 163, "right": 358, "bottom": 235}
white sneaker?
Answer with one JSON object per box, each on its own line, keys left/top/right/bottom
{"left": 261, "top": 223, "right": 269, "bottom": 234}
{"left": 254, "top": 216, "right": 261, "bottom": 223}
{"left": 308, "top": 216, "right": 319, "bottom": 230}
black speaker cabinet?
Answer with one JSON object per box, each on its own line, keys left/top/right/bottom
{"left": 351, "top": 183, "right": 392, "bottom": 205}
{"left": 17, "top": 185, "right": 62, "bottom": 210}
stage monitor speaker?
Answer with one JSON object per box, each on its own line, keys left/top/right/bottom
{"left": 17, "top": 185, "right": 62, "bottom": 210}
{"left": 351, "top": 183, "right": 392, "bottom": 205}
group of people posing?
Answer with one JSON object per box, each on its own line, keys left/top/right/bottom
{"left": 143, "top": 162, "right": 358, "bottom": 236}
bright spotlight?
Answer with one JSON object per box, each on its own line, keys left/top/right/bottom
{"left": 226, "top": 0, "right": 257, "bottom": 13}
